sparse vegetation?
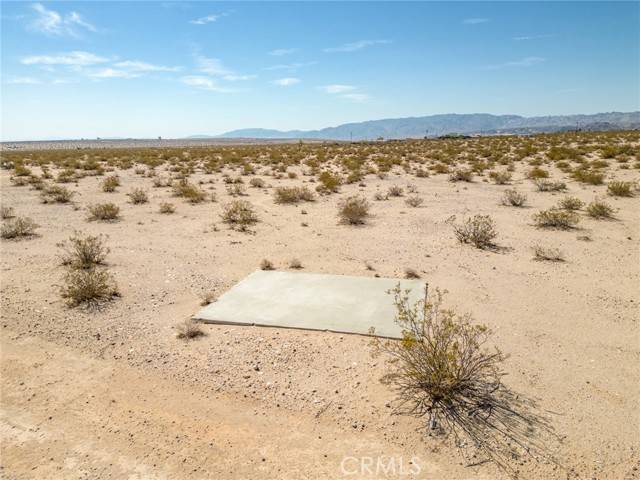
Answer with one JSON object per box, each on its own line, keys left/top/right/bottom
{"left": 449, "top": 168, "right": 473, "bottom": 182}
{"left": 501, "top": 189, "right": 527, "bottom": 207}
{"left": 558, "top": 196, "right": 584, "bottom": 211}
{"left": 607, "top": 180, "right": 634, "bottom": 197}
{"left": 260, "top": 258, "right": 275, "bottom": 270}
{"left": 41, "top": 185, "right": 74, "bottom": 204}
{"left": 172, "top": 179, "right": 207, "bottom": 203}
{"left": 61, "top": 268, "right": 119, "bottom": 307}
{"left": 533, "top": 208, "right": 580, "bottom": 229}
{"left": 1, "top": 206, "right": 15, "bottom": 219}
{"left": 159, "top": 202, "right": 176, "bottom": 214}
{"left": 127, "top": 188, "right": 149, "bottom": 204}
{"left": 101, "top": 175, "right": 120, "bottom": 192}
{"left": 404, "top": 268, "right": 420, "bottom": 279}
{"left": 338, "top": 195, "right": 370, "bottom": 225}
{"left": 1, "top": 216, "right": 39, "bottom": 239}
{"left": 274, "top": 186, "right": 315, "bottom": 204}
{"left": 405, "top": 195, "right": 423, "bottom": 208}
{"left": 586, "top": 198, "right": 615, "bottom": 219}
{"left": 532, "top": 245, "right": 565, "bottom": 262}
{"left": 289, "top": 258, "right": 303, "bottom": 269}
{"left": 221, "top": 200, "right": 258, "bottom": 231}
{"left": 454, "top": 215, "right": 497, "bottom": 249}
{"left": 59, "top": 231, "right": 110, "bottom": 269}
{"left": 534, "top": 179, "right": 567, "bottom": 192}
{"left": 88, "top": 203, "right": 120, "bottom": 221}
{"left": 176, "top": 319, "right": 206, "bottom": 340}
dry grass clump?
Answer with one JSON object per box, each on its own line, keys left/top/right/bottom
{"left": 607, "top": 180, "right": 634, "bottom": 197}
{"left": 388, "top": 185, "right": 404, "bottom": 197}
{"left": 274, "top": 186, "right": 315, "bottom": 204}
{"left": 532, "top": 245, "right": 565, "bottom": 262}
{"left": 405, "top": 195, "right": 424, "bottom": 208}
{"left": 533, "top": 179, "right": 566, "bottom": 192}
{"left": 176, "top": 319, "right": 206, "bottom": 340}
{"left": 1, "top": 216, "right": 39, "bottom": 239}
{"left": 373, "top": 191, "right": 389, "bottom": 201}
{"left": 221, "top": 200, "right": 258, "bottom": 231}
{"left": 88, "top": 203, "right": 120, "bottom": 221}
{"left": 59, "top": 231, "right": 109, "bottom": 269}
{"left": 454, "top": 215, "right": 497, "bottom": 249}
{"left": 533, "top": 208, "right": 580, "bottom": 229}
{"left": 41, "top": 185, "right": 74, "bottom": 203}
{"left": 101, "top": 175, "right": 120, "bottom": 192}
{"left": 289, "top": 258, "right": 303, "bottom": 269}
{"left": 371, "top": 286, "right": 552, "bottom": 473}
{"left": 61, "top": 268, "right": 119, "bottom": 307}
{"left": 127, "top": 188, "right": 149, "bottom": 204}
{"left": 317, "top": 171, "right": 341, "bottom": 193}
{"left": 526, "top": 167, "right": 549, "bottom": 179}
{"left": 558, "top": 196, "right": 584, "bottom": 211}
{"left": 489, "top": 170, "right": 512, "bottom": 185}
{"left": 260, "top": 258, "right": 275, "bottom": 270}
{"left": 250, "top": 177, "right": 266, "bottom": 188}
{"left": 1, "top": 206, "right": 15, "bottom": 219}
{"left": 338, "top": 195, "right": 371, "bottom": 225}
{"left": 404, "top": 268, "right": 420, "bottom": 279}
{"left": 159, "top": 202, "right": 176, "bottom": 214}
{"left": 572, "top": 169, "right": 604, "bottom": 185}
{"left": 172, "top": 179, "right": 207, "bottom": 203}
{"left": 586, "top": 198, "right": 615, "bottom": 219}
{"left": 501, "top": 189, "right": 527, "bottom": 207}
{"left": 449, "top": 168, "right": 473, "bottom": 182}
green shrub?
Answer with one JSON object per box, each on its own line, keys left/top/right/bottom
{"left": 317, "top": 171, "right": 341, "bottom": 193}
{"left": 572, "top": 169, "right": 604, "bottom": 185}
{"left": 101, "top": 175, "right": 120, "bottom": 192}
{"left": 607, "top": 181, "right": 634, "bottom": 197}
{"left": 586, "top": 199, "right": 615, "bottom": 219}
{"left": 533, "top": 208, "right": 580, "bottom": 229}
{"left": 61, "top": 269, "right": 119, "bottom": 307}
{"left": 172, "top": 179, "right": 206, "bottom": 203}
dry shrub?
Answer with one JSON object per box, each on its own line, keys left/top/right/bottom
{"left": 533, "top": 208, "right": 579, "bottom": 229}
{"left": 221, "top": 200, "right": 258, "bottom": 231}
{"left": 404, "top": 268, "right": 420, "bottom": 279}
{"left": 1, "top": 216, "right": 39, "bottom": 239}
{"left": 317, "top": 171, "right": 341, "bottom": 193}
{"left": 532, "top": 245, "right": 565, "bottom": 262}
{"left": 388, "top": 185, "right": 404, "bottom": 197}
{"left": 607, "top": 181, "right": 634, "bottom": 197}
{"left": 586, "top": 198, "right": 615, "bottom": 219}
{"left": 534, "top": 179, "right": 566, "bottom": 192}
{"left": 101, "top": 175, "right": 120, "bottom": 192}
{"left": 526, "top": 167, "right": 549, "bottom": 179}
{"left": 1, "top": 206, "right": 15, "bottom": 219}
{"left": 572, "top": 169, "right": 604, "bottom": 185}
{"left": 274, "top": 186, "right": 315, "bottom": 204}
{"left": 338, "top": 195, "right": 370, "bottom": 225}
{"left": 176, "top": 319, "right": 205, "bottom": 340}
{"left": 289, "top": 258, "right": 303, "bottom": 269}
{"left": 449, "top": 169, "right": 473, "bottom": 182}
{"left": 226, "top": 184, "right": 247, "bottom": 197}
{"left": 501, "top": 189, "right": 527, "bottom": 207}
{"left": 405, "top": 195, "right": 424, "bottom": 208}
{"left": 454, "top": 215, "right": 497, "bottom": 249}
{"left": 373, "top": 191, "right": 389, "bottom": 201}
{"left": 250, "top": 177, "right": 266, "bottom": 188}
{"left": 159, "top": 202, "right": 176, "bottom": 214}
{"left": 127, "top": 188, "right": 148, "bottom": 204}
{"left": 172, "top": 179, "right": 206, "bottom": 203}
{"left": 59, "top": 231, "right": 109, "bottom": 269}
{"left": 371, "top": 285, "right": 556, "bottom": 473}
{"left": 260, "top": 258, "right": 275, "bottom": 270}
{"left": 489, "top": 170, "right": 512, "bottom": 185}
{"left": 558, "top": 196, "right": 584, "bottom": 211}
{"left": 61, "top": 268, "right": 119, "bottom": 307}
{"left": 41, "top": 185, "right": 74, "bottom": 203}
{"left": 88, "top": 203, "right": 120, "bottom": 221}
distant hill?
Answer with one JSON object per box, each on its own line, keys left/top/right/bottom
{"left": 215, "top": 112, "right": 640, "bottom": 140}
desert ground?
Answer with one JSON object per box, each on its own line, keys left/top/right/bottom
{"left": 1, "top": 132, "right": 639, "bottom": 479}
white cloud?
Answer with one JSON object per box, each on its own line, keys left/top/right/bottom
{"left": 190, "top": 14, "right": 222, "bottom": 25}
{"left": 272, "top": 77, "right": 300, "bottom": 86}
{"left": 341, "top": 93, "right": 370, "bottom": 102}
{"left": 30, "top": 3, "right": 96, "bottom": 37}
{"left": 113, "top": 60, "right": 181, "bottom": 72}
{"left": 180, "top": 75, "right": 233, "bottom": 92}
{"left": 513, "top": 34, "right": 557, "bottom": 41}
{"left": 6, "top": 76, "right": 42, "bottom": 85}
{"left": 88, "top": 68, "right": 141, "bottom": 79}
{"left": 195, "top": 55, "right": 233, "bottom": 76}
{"left": 323, "top": 39, "right": 391, "bottom": 53}
{"left": 463, "top": 18, "right": 489, "bottom": 25}
{"left": 268, "top": 48, "right": 298, "bottom": 56}
{"left": 21, "top": 51, "right": 109, "bottom": 66}
{"left": 485, "top": 56, "right": 546, "bottom": 69}
{"left": 320, "top": 84, "right": 356, "bottom": 94}
{"left": 264, "top": 61, "right": 317, "bottom": 71}
{"left": 223, "top": 74, "right": 256, "bottom": 81}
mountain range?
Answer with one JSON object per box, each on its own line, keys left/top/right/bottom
{"left": 204, "top": 112, "right": 640, "bottom": 141}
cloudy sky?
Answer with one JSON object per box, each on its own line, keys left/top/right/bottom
{"left": 1, "top": 1, "right": 638, "bottom": 140}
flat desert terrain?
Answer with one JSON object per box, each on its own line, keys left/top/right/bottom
{"left": 1, "top": 133, "right": 639, "bottom": 479}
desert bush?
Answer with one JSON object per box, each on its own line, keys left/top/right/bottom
{"left": 159, "top": 202, "right": 176, "bottom": 214}
{"left": 532, "top": 245, "right": 565, "bottom": 262}
{"left": 373, "top": 191, "right": 389, "bottom": 201}
{"left": 127, "top": 188, "right": 148, "bottom": 204}
{"left": 61, "top": 268, "right": 119, "bottom": 307}
{"left": 88, "top": 203, "right": 120, "bottom": 221}
{"left": 274, "top": 186, "right": 315, "bottom": 204}
{"left": 453, "top": 215, "right": 497, "bottom": 249}
{"left": 607, "top": 181, "right": 634, "bottom": 197}
{"left": 449, "top": 169, "right": 473, "bottom": 182}
{"left": 101, "top": 175, "right": 120, "bottom": 192}
{"left": 388, "top": 185, "right": 404, "bottom": 197}
{"left": 405, "top": 195, "right": 424, "bottom": 208}
{"left": 226, "top": 184, "right": 247, "bottom": 197}
{"left": 1, "top": 216, "right": 39, "bottom": 239}
{"left": 586, "top": 198, "right": 615, "bottom": 219}
{"left": 533, "top": 208, "right": 579, "bottom": 229}
{"left": 526, "top": 167, "right": 549, "bottom": 179}
{"left": 260, "top": 258, "right": 275, "bottom": 270}
{"left": 250, "top": 177, "right": 266, "bottom": 188}
{"left": 172, "top": 179, "right": 206, "bottom": 203}
{"left": 59, "top": 231, "right": 109, "bottom": 269}
{"left": 501, "top": 189, "right": 527, "bottom": 207}
{"left": 289, "top": 258, "right": 303, "bottom": 269}
{"left": 489, "top": 170, "right": 512, "bottom": 185}
{"left": 41, "top": 185, "right": 74, "bottom": 203}
{"left": 572, "top": 169, "right": 604, "bottom": 185}
{"left": 316, "top": 171, "right": 341, "bottom": 193}
{"left": 404, "top": 268, "right": 420, "bottom": 279}
{"left": 558, "top": 196, "right": 584, "bottom": 211}
{"left": 221, "top": 200, "right": 258, "bottom": 231}
{"left": 1, "top": 206, "right": 15, "bottom": 219}
{"left": 533, "top": 179, "right": 567, "bottom": 192}
{"left": 152, "top": 176, "right": 171, "bottom": 188}
{"left": 337, "top": 195, "right": 370, "bottom": 225}
{"left": 176, "top": 319, "right": 205, "bottom": 340}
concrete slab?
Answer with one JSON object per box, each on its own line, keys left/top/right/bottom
{"left": 193, "top": 270, "right": 426, "bottom": 338}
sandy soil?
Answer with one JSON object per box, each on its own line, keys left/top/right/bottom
{"left": 1, "top": 160, "right": 639, "bottom": 479}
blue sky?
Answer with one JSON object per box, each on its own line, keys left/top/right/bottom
{"left": 1, "top": 1, "right": 638, "bottom": 140}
